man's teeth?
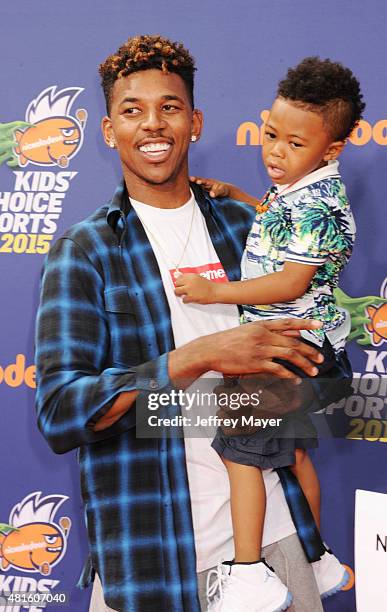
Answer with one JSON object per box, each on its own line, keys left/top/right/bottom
{"left": 139, "top": 142, "right": 171, "bottom": 153}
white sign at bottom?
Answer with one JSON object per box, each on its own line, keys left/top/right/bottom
{"left": 355, "top": 489, "right": 387, "bottom": 611}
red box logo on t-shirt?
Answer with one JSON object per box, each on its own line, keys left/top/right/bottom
{"left": 170, "top": 262, "right": 229, "bottom": 285}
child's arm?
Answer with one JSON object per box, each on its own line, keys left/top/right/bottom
{"left": 174, "top": 262, "right": 318, "bottom": 305}
{"left": 190, "top": 175, "right": 260, "bottom": 208}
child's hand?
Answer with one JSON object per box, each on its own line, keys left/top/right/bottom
{"left": 190, "top": 176, "right": 260, "bottom": 208}
{"left": 190, "top": 176, "right": 232, "bottom": 198}
{"left": 174, "top": 273, "right": 217, "bottom": 304}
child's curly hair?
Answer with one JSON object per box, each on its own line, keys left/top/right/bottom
{"left": 99, "top": 34, "right": 196, "bottom": 114}
{"left": 277, "top": 57, "right": 365, "bottom": 140}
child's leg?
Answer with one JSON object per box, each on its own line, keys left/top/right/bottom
{"left": 290, "top": 449, "right": 321, "bottom": 529}
{"left": 222, "top": 458, "right": 266, "bottom": 562}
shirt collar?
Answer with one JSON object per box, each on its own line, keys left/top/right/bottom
{"left": 129, "top": 189, "right": 195, "bottom": 211}
{"left": 106, "top": 180, "right": 130, "bottom": 230}
{"left": 276, "top": 160, "right": 341, "bottom": 197}
{"left": 106, "top": 179, "right": 213, "bottom": 230}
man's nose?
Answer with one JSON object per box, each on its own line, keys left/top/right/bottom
{"left": 140, "top": 109, "right": 166, "bottom": 131}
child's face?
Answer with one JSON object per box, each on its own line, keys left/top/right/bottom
{"left": 262, "top": 97, "right": 334, "bottom": 185}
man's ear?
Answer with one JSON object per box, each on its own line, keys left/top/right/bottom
{"left": 191, "top": 109, "right": 204, "bottom": 142}
{"left": 323, "top": 140, "right": 346, "bottom": 161}
{"left": 101, "top": 116, "right": 114, "bottom": 147}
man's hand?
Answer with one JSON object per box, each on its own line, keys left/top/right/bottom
{"left": 95, "top": 319, "right": 323, "bottom": 432}
{"left": 200, "top": 319, "right": 323, "bottom": 379}
{"left": 174, "top": 273, "right": 218, "bottom": 304}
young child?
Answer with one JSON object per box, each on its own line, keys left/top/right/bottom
{"left": 175, "top": 57, "right": 364, "bottom": 612}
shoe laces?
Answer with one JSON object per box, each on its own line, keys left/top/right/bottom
{"left": 206, "top": 562, "right": 230, "bottom": 605}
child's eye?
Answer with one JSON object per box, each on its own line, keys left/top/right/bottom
{"left": 290, "top": 141, "right": 303, "bottom": 148}
{"left": 265, "top": 131, "right": 276, "bottom": 140}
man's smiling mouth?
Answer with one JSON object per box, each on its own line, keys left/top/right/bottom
{"left": 137, "top": 140, "right": 173, "bottom": 162}
{"left": 139, "top": 142, "right": 171, "bottom": 153}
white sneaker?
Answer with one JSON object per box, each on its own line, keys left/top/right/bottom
{"left": 206, "top": 560, "right": 293, "bottom": 612}
{"left": 312, "top": 548, "right": 350, "bottom": 599}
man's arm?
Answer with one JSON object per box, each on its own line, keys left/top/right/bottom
{"left": 35, "top": 237, "right": 174, "bottom": 453}
{"left": 36, "top": 236, "right": 323, "bottom": 446}
{"left": 94, "top": 318, "right": 324, "bottom": 430}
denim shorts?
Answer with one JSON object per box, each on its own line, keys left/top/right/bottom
{"left": 211, "top": 337, "right": 353, "bottom": 469}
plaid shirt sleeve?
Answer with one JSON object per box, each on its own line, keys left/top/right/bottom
{"left": 35, "top": 236, "right": 170, "bottom": 454}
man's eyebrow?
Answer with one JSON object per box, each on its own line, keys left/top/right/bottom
{"left": 161, "top": 95, "right": 186, "bottom": 104}
{"left": 119, "top": 95, "right": 186, "bottom": 104}
{"left": 120, "top": 97, "right": 140, "bottom": 103}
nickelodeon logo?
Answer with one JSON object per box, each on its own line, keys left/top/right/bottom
{"left": 0, "top": 86, "right": 87, "bottom": 170}
{"left": 0, "top": 354, "right": 36, "bottom": 388}
{"left": 237, "top": 110, "right": 387, "bottom": 146}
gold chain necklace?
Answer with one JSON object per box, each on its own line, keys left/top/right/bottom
{"left": 134, "top": 200, "right": 197, "bottom": 279}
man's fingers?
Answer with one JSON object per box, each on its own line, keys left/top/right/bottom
{"left": 257, "top": 360, "right": 299, "bottom": 379}
{"left": 253, "top": 326, "right": 323, "bottom": 364}
{"left": 272, "top": 334, "right": 322, "bottom": 362}
{"left": 281, "top": 330, "right": 302, "bottom": 337}
{"left": 258, "top": 345, "right": 319, "bottom": 377}
{"left": 263, "top": 318, "right": 322, "bottom": 332}
{"left": 274, "top": 339, "right": 322, "bottom": 365}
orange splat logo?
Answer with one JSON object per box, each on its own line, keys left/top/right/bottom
{"left": 366, "top": 303, "right": 387, "bottom": 346}
{"left": 1, "top": 86, "right": 87, "bottom": 169}
{"left": 0, "top": 492, "right": 71, "bottom": 575}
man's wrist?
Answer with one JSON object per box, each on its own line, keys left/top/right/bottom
{"left": 168, "top": 335, "right": 215, "bottom": 386}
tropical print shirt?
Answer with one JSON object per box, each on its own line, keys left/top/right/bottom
{"left": 241, "top": 161, "right": 355, "bottom": 350}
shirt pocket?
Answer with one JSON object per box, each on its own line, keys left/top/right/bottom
{"left": 103, "top": 286, "right": 141, "bottom": 366}
{"left": 104, "top": 286, "right": 135, "bottom": 313}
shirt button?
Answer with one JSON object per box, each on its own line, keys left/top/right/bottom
{"left": 149, "top": 379, "right": 159, "bottom": 389}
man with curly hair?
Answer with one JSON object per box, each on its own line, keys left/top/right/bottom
{"left": 35, "top": 37, "right": 329, "bottom": 612}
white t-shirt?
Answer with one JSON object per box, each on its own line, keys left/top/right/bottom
{"left": 131, "top": 193, "right": 296, "bottom": 572}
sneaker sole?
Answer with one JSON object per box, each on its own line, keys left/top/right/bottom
{"left": 273, "top": 590, "right": 293, "bottom": 612}
{"left": 208, "top": 590, "right": 293, "bottom": 612}
{"left": 320, "top": 569, "right": 350, "bottom": 600}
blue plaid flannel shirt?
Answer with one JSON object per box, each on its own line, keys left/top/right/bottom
{"left": 35, "top": 181, "right": 324, "bottom": 612}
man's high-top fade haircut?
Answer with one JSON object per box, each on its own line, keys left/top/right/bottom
{"left": 99, "top": 34, "right": 196, "bottom": 115}
{"left": 277, "top": 57, "right": 365, "bottom": 141}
